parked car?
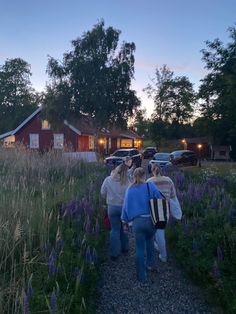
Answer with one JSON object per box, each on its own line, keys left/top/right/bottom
{"left": 104, "top": 148, "right": 142, "bottom": 169}
{"left": 170, "top": 150, "right": 198, "bottom": 166}
{"left": 142, "top": 147, "right": 158, "bottom": 159}
{"left": 148, "top": 153, "right": 171, "bottom": 173}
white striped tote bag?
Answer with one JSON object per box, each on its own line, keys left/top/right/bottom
{"left": 147, "top": 183, "right": 170, "bottom": 229}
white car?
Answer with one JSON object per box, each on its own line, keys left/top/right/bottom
{"left": 148, "top": 153, "right": 171, "bottom": 173}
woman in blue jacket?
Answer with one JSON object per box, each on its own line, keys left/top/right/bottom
{"left": 121, "top": 167, "right": 162, "bottom": 282}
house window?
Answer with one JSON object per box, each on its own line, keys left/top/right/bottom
{"left": 29, "top": 134, "right": 39, "bottom": 149}
{"left": 42, "top": 120, "right": 50, "bottom": 130}
{"left": 89, "top": 136, "right": 94, "bottom": 150}
{"left": 54, "top": 134, "right": 64, "bottom": 149}
{"left": 117, "top": 138, "right": 120, "bottom": 149}
{"left": 121, "top": 139, "right": 132, "bottom": 148}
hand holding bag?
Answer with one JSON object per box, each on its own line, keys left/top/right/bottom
{"left": 147, "top": 183, "right": 170, "bottom": 229}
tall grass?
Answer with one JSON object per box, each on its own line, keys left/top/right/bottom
{"left": 0, "top": 147, "right": 106, "bottom": 313}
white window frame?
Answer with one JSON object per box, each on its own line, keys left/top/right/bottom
{"left": 54, "top": 134, "right": 64, "bottom": 149}
{"left": 29, "top": 134, "right": 39, "bottom": 149}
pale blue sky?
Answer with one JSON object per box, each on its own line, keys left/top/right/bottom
{"left": 0, "top": 0, "right": 235, "bottom": 116}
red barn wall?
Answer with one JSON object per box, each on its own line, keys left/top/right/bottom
{"left": 14, "top": 114, "right": 79, "bottom": 151}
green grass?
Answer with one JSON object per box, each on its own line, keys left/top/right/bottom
{"left": 0, "top": 147, "right": 107, "bottom": 313}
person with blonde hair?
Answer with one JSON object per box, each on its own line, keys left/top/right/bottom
{"left": 101, "top": 163, "right": 130, "bottom": 260}
{"left": 122, "top": 167, "right": 162, "bottom": 282}
{"left": 147, "top": 163, "right": 177, "bottom": 262}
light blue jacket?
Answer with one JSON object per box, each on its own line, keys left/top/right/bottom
{"left": 121, "top": 182, "right": 162, "bottom": 223}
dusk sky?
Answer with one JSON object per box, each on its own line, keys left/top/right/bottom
{"left": 1, "top": 0, "right": 235, "bottom": 116}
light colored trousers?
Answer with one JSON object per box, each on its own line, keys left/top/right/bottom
{"left": 155, "top": 229, "right": 167, "bottom": 260}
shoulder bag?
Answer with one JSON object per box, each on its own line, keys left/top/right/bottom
{"left": 147, "top": 183, "right": 170, "bottom": 229}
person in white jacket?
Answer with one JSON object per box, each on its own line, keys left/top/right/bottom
{"left": 101, "top": 163, "right": 130, "bottom": 260}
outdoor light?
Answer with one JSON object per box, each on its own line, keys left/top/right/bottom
{"left": 181, "top": 139, "right": 186, "bottom": 144}
{"left": 99, "top": 138, "right": 104, "bottom": 145}
{"left": 197, "top": 144, "right": 202, "bottom": 167}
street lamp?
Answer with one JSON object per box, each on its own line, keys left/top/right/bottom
{"left": 197, "top": 144, "right": 202, "bottom": 167}
{"left": 182, "top": 139, "right": 186, "bottom": 149}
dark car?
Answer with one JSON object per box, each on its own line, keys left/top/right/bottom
{"left": 170, "top": 150, "right": 198, "bottom": 166}
{"left": 104, "top": 148, "right": 142, "bottom": 169}
{"left": 142, "top": 147, "right": 158, "bottom": 159}
{"left": 148, "top": 153, "right": 171, "bottom": 173}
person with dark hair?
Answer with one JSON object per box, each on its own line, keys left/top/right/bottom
{"left": 121, "top": 167, "right": 162, "bottom": 282}
{"left": 101, "top": 163, "right": 130, "bottom": 260}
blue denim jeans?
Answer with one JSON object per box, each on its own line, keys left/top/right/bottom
{"left": 155, "top": 229, "right": 167, "bottom": 261}
{"left": 108, "top": 205, "right": 129, "bottom": 257}
{"left": 132, "top": 216, "right": 156, "bottom": 282}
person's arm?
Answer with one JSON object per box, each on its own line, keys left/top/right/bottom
{"left": 100, "top": 177, "right": 108, "bottom": 198}
{"left": 170, "top": 180, "right": 177, "bottom": 199}
{"left": 121, "top": 189, "right": 129, "bottom": 223}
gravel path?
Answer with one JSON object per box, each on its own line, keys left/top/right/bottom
{"left": 96, "top": 233, "right": 222, "bottom": 314}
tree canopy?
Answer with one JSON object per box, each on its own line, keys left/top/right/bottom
{"left": 198, "top": 26, "right": 236, "bottom": 157}
{"left": 43, "top": 21, "right": 140, "bottom": 129}
{"left": 0, "top": 58, "right": 37, "bottom": 133}
{"left": 144, "top": 65, "right": 195, "bottom": 124}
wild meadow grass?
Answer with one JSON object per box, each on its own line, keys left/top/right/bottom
{"left": 0, "top": 147, "right": 106, "bottom": 313}
{"left": 164, "top": 166, "right": 236, "bottom": 313}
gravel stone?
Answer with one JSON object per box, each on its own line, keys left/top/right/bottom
{"left": 96, "top": 233, "right": 222, "bottom": 314}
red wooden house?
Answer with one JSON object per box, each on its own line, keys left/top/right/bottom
{"left": 0, "top": 107, "right": 143, "bottom": 154}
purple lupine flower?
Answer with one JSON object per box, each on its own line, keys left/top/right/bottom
{"left": 213, "top": 261, "right": 220, "bottom": 279}
{"left": 227, "top": 207, "right": 234, "bottom": 223}
{"left": 201, "top": 238, "right": 206, "bottom": 249}
{"left": 95, "top": 218, "right": 100, "bottom": 234}
{"left": 85, "top": 246, "right": 91, "bottom": 263}
{"left": 49, "top": 249, "right": 56, "bottom": 275}
{"left": 56, "top": 239, "right": 63, "bottom": 252}
{"left": 72, "top": 266, "right": 80, "bottom": 281}
{"left": 191, "top": 217, "right": 199, "bottom": 231}
{"left": 84, "top": 203, "right": 94, "bottom": 216}
{"left": 56, "top": 263, "right": 62, "bottom": 275}
{"left": 27, "top": 280, "right": 33, "bottom": 299}
{"left": 221, "top": 195, "right": 229, "bottom": 209}
{"left": 50, "top": 291, "right": 57, "bottom": 314}
{"left": 23, "top": 291, "right": 29, "bottom": 314}
{"left": 92, "top": 248, "right": 98, "bottom": 264}
{"left": 217, "top": 246, "right": 223, "bottom": 262}
{"left": 193, "top": 239, "right": 199, "bottom": 256}
{"left": 84, "top": 217, "right": 91, "bottom": 234}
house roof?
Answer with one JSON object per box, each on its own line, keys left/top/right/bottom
{"left": 184, "top": 137, "right": 209, "bottom": 144}
{"left": 109, "top": 128, "right": 142, "bottom": 139}
{"left": 0, "top": 107, "right": 42, "bottom": 140}
{"left": 0, "top": 106, "right": 141, "bottom": 140}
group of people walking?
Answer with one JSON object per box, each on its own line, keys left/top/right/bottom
{"left": 101, "top": 158, "right": 179, "bottom": 283}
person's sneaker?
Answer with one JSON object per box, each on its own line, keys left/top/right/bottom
{"left": 154, "top": 240, "right": 159, "bottom": 251}
{"left": 159, "top": 254, "right": 167, "bottom": 263}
